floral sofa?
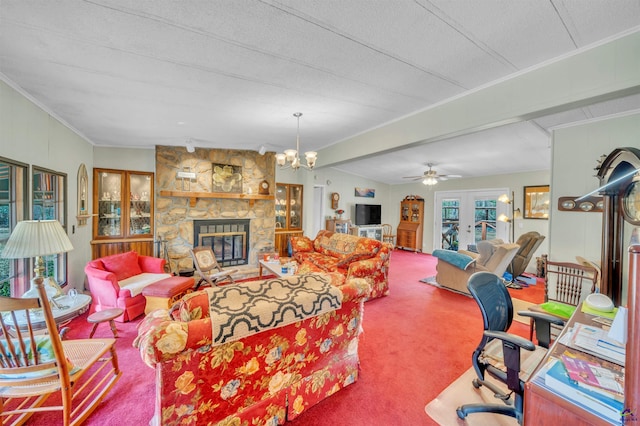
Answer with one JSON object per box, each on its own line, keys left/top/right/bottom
{"left": 290, "top": 230, "right": 392, "bottom": 300}
{"left": 85, "top": 251, "right": 170, "bottom": 322}
{"left": 134, "top": 273, "right": 371, "bottom": 426}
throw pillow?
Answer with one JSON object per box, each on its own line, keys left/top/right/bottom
{"left": 336, "top": 252, "right": 374, "bottom": 268}
{"left": 290, "top": 236, "right": 314, "bottom": 253}
{"left": 0, "top": 336, "right": 77, "bottom": 379}
{"left": 101, "top": 251, "right": 143, "bottom": 281}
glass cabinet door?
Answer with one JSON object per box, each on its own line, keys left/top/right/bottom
{"left": 288, "top": 185, "right": 302, "bottom": 229}
{"left": 129, "top": 173, "right": 152, "bottom": 235}
{"left": 97, "top": 171, "right": 123, "bottom": 237}
{"left": 275, "top": 184, "right": 287, "bottom": 230}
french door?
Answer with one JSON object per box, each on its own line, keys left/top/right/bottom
{"left": 434, "top": 189, "right": 509, "bottom": 251}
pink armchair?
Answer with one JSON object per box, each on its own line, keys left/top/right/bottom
{"left": 85, "top": 251, "right": 168, "bottom": 322}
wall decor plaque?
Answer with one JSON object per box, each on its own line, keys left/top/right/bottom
{"left": 212, "top": 164, "right": 243, "bottom": 193}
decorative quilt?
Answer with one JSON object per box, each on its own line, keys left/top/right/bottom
{"left": 208, "top": 274, "right": 343, "bottom": 345}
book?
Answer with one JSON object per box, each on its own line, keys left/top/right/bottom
{"left": 544, "top": 359, "right": 623, "bottom": 423}
{"left": 560, "top": 354, "right": 624, "bottom": 402}
{"left": 569, "top": 322, "right": 626, "bottom": 365}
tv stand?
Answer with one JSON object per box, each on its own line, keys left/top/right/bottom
{"left": 350, "top": 225, "right": 383, "bottom": 242}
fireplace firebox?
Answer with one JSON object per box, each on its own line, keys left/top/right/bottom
{"left": 193, "top": 219, "right": 250, "bottom": 267}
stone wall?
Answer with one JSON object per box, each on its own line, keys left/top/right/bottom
{"left": 155, "top": 146, "right": 276, "bottom": 278}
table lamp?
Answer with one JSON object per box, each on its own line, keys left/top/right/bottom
{"left": 1, "top": 220, "right": 74, "bottom": 306}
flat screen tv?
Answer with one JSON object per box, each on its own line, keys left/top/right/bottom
{"left": 355, "top": 204, "right": 381, "bottom": 226}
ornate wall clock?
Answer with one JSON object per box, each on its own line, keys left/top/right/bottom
{"left": 331, "top": 192, "right": 340, "bottom": 209}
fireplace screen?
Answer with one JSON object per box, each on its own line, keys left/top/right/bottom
{"left": 193, "top": 219, "right": 249, "bottom": 267}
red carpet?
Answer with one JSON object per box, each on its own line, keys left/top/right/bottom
{"left": 29, "top": 250, "right": 531, "bottom": 425}
{"left": 506, "top": 275, "right": 545, "bottom": 304}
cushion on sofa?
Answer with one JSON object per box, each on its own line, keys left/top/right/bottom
{"left": 476, "top": 239, "right": 504, "bottom": 266}
{"left": 289, "top": 235, "right": 314, "bottom": 253}
{"left": 119, "top": 272, "right": 172, "bottom": 297}
{"left": 100, "top": 251, "right": 143, "bottom": 281}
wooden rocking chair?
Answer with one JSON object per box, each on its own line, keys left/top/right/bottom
{"left": 190, "top": 246, "right": 238, "bottom": 289}
{"left": 0, "top": 277, "right": 121, "bottom": 425}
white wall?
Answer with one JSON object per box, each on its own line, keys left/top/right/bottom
{"left": 391, "top": 170, "right": 551, "bottom": 257}
{"left": 276, "top": 166, "right": 393, "bottom": 238}
{"left": 93, "top": 146, "right": 155, "bottom": 172}
{"left": 550, "top": 111, "right": 640, "bottom": 302}
{"left": 0, "top": 80, "right": 94, "bottom": 291}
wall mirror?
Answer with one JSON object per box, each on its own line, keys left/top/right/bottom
{"left": 76, "top": 163, "right": 91, "bottom": 226}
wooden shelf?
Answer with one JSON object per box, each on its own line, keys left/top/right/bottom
{"left": 159, "top": 190, "right": 275, "bottom": 207}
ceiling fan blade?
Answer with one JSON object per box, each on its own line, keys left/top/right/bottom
{"left": 402, "top": 176, "right": 424, "bottom": 179}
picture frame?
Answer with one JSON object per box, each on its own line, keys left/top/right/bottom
{"left": 212, "top": 163, "right": 243, "bottom": 193}
{"left": 524, "top": 185, "right": 550, "bottom": 219}
{"left": 355, "top": 187, "right": 375, "bottom": 198}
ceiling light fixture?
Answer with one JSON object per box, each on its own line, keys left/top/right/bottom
{"left": 258, "top": 145, "right": 266, "bottom": 155}
{"left": 275, "top": 113, "right": 317, "bottom": 171}
{"left": 422, "top": 176, "right": 438, "bottom": 186}
{"left": 185, "top": 139, "right": 195, "bottom": 153}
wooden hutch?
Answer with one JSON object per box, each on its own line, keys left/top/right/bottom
{"left": 91, "top": 168, "right": 155, "bottom": 259}
{"left": 274, "top": 183, "right": 303, "bottom": 257}
{"left": 396, "top": 195, "right": 424, "bottom": 252}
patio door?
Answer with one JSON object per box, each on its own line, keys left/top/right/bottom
{"left": 434, "top": 189, "right": 509, "bottom": 251}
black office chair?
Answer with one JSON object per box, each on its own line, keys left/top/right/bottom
{"left": 456, "top": 271, "right": 564, "bottom": 424}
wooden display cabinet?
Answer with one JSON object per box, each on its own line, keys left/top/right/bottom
{"left": 274, "top": 183, "right": 303, "bottom": 257}
{"left": 91, "top": 168, "right": 154, "bottom": 259}
{"left": 396, "top": 196, "right": 424, "bottom": 252}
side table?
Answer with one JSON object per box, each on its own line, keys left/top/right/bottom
{"left": 3, "top": 293, "right": 92, "bottom": 335}
{"left": 88, "top": 308, "right": 124, "bottom": 338}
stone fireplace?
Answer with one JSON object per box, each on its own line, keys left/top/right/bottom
{"left": 193, "top": 219, "right": 250, "bottom": 267}
{"left": 154, "top": 146, "right": 276, "bottom": 278}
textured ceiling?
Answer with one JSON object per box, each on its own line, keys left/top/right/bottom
{"left": 1, "top": 0, "right": 639, "bottom": 184}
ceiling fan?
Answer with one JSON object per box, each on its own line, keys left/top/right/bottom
{"left": 402, "top": 163, "right": 462, "bottom": 186}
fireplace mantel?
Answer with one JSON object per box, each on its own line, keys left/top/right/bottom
{"left": 159, "top": 190, "right": 275, "bottom": 207}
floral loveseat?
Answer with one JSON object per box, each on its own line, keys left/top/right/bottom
{"left": 85, "top": 251, "right": 170, "bottom": 322}
{"left": 290, "top": 230, "right": 392, "bottom": 300}
{"left": 134, "top": 273, "right": 371, "bottom": 426}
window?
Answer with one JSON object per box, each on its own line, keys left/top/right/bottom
{"left": 32, "top": 167, "right": 68, "bottom": 286}
{"left": 0, "top": 158, "right": 28, "bottom": 296}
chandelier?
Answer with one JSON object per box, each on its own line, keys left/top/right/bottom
{"left": 275, "top": 112, "right": 317, "bottom": 170}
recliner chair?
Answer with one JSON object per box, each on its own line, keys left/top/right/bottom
{"left": 456, "top": 271, "right": 564, "bottom": 424}
{"left": 432, "top": 239, "right": 519, "bottom": 295}
{"left": 507, "top": 231, "right": 545, "bottom": 281}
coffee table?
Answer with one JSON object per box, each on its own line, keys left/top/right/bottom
{"left": 259, "top": 259, "right": 296, "bottom": 278}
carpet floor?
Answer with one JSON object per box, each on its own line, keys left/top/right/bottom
{"left": 424, "top": 367, "right": 519, "bottom": 426}
{"left": 28, "top": 249, "right": 532, "bottom": 425}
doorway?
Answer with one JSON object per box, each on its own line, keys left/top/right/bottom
{"left": 312, "top": 185, "right": 326, "bottom": 237}
{"left": 434, "top": 189, "right": 509, "bottom": 251}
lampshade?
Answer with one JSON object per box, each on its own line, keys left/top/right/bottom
{"left": 498, "top": 193, "right": 511, "bottom": 204}
{"left": 497, "top": 213, "right": 510, "bottom": 223}
{"left": 2, "top": 220, "right": 74, "bottom": 259}
{"left": 2, "top": 220, "right": 73, "bottom": 303}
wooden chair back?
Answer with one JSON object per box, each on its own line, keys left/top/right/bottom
{"left": 0, "top": 278, "right": 121, "bottom": 425}
{"left": 381, "top": 224, "right": 395, "bottom": 246}
{"left": 545, "top": 261, "right": 598, "bottom": 306}
{"left": 190, "top": 246, "right": 237, "bottom": 288}
{"left": 0, "top": 280, "right": 70, "bottom": 387}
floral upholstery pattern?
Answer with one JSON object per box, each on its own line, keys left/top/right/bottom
{"left": 134, "top": 275, "right": 370, "bottom": 426}
{"left": 290, "top": 230, "right": 392, "bottom": 300}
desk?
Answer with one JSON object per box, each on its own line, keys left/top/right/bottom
{"left": 3, "top": 294, "right": 92, "bottom": 333}
{"left": 524, "top": 307, "right": 621, "bottom": 425}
